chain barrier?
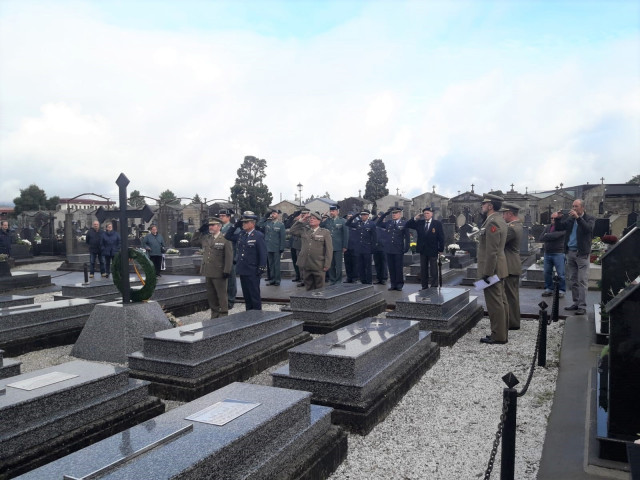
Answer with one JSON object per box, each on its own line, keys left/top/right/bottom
{"left": 551, "top": 274, "right": 560, "bottom": 322}
{"left": 483, "top": 394, "right": 511, "bottom": 480}
{"left": 517, "top": 314, "right": 543, "bottom": 397}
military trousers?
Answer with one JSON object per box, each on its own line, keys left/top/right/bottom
{"left": 485, "top": 280, "right": 508, "bottom": 342}
{"left": 205, "top": 276, "right": 229, "bottom": 318}
{"left": 303, "top": 269, "right": 326, "bottom": 291}
{"left": 373, "top": 251, "right": 388, "bottom": 283}
{"left": 290, "top": 248, "right": 301, "bottom": 280}
{"left": 357, "top": 252, "right": 373, "bottom": 284}
{"left": 344, "top": 249, "right": 357, "bottom": 282}
{"left": 267, "top": 251, "right": 281, "bottom": 284}
{"left": 328, "top": 250, "right": 344, "bottom": 284}
{"left": 419, "top": 254, "right": 438, "bottom": 289}
{"left": 227, "top": 262, "right": 237, "bottom": 307}
{"left": 240, "top": 274, "right": 262, "bottom": 311}
{"left": 386, "top": 253, "right": 404, "bottom": 288}
{"left": 504, "top": 274, "right": 521, "bottom": 329}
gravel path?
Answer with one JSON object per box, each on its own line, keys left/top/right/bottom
{"left": 15, "top": 294, "right": 563, "bottom": 480}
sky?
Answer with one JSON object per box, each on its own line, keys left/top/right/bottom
{"left": 0, "top": 0, "right": 638, "bottom": 207}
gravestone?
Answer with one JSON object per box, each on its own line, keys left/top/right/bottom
{"left": 597, "top": 283, "right": 640, "bottom": 462}
{"left": 445, "top": 251, "right": 473, "bottom": 269}
{"left": 521, "top": 264, "right": 544, "bottom": 289}
{"left": 405, "top": 259, "right": 454, "bottom": 284}
{"left": 0, "top": 360, "right": 163, "bottom": 479}
{"left": 520, "top": 225, "right": 531, "bottom": 254}
{"left": 387, "top": 287, "right": 484, "bottom": 346}
{"left": 0, "top": 299, "right": 101, "bottom": 356}
{"left": 0, "top": 349, "right": 21, "bottom": 379}
{"left": 0, "top": 294, "right": 34, "bottom": 309}
{"left": 447, "top": 214, "right": 457, "bottom": 224}
{"left": 272, "top": 317, "right": 439, "bottom": 434}
{"left": 593, "top": 218, "right": 610, "bottom": 239}
{"left": 600, "top": 227, "right": 640, "bottom": 306}
{"left": 460, "top": 264, "right": 478, "bottom": 286}
{"left": 20, "top": 382, "right": 347, "bottom": 480}
{"left": 442, "top": 222, "right": 456, "bottom": 248}
{"left": 523, "top": 212, "right": 533, "bottom": 227}
{"left": 530, "top": 224, "right": 545, "bottom": 243}
{"left": 72, "top": 301, "right": 173, "bottom": 364}
{"left": 286, "top": 283, "right": 386, "bottom": 333}
{"left": 627, "top": 211, "right": 638, "bottom": 228}
{"left": 128, "top": 310, "right": 311, "bottom": 401}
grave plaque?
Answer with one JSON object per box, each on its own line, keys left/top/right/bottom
{"left": 7, "top": 371, "right": 78, "bottom": 391}
{"left": 185, "top": 399, "right": 261, "bottom": 426}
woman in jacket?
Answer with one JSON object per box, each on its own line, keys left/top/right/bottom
{"left": 141, "top": 225, "right": 165, "bottom": 277}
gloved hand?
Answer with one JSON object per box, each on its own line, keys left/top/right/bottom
{"left": 223, "top": 272, "right": 230, "bottom": 279}
{"left": 234, "top": 219, "right": 243, "bottom": 229}
{"left": 258, "top": 266, "right": 267, "bottom": 276}
{"left": 482, "top": 275, "right": 491, "bottom": 284}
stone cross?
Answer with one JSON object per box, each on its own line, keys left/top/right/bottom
{"left": 471, "top": 183, "right": 474, "bottom": 193}
{"left": 95, "top": 173, "right": 154, "bottom": 303}
{"left": 510, "top": 183, "right": 514, "bottom": 191}
{"left": 601, "top": 177, "right": 605, "bottom": 184}
{"left": 432, "top": 185, "right": 436, "bottom": 193}
{"left": 396, "top": 187, "right": 399, "bottom": 195}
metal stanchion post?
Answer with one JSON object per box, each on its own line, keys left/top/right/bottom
{"left": 538, "top": 301, "right": 548, "bottom": 367}
{"left": 83, "top": 263, "right": 89, "bottom": 284}
{"left": 501, "top": 373, "right": 519, "bottom": 480}
{"left": 551, "top": 274, "right": 559, "bottom": 322}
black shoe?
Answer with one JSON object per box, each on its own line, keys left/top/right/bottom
{"left": 564, "top": 305, "right": 579, "bottom": 311}
{"left": 273, "top": 283, "right": 280, "bottom": 286}
{"left": 292, "top": 278, "right": 300, "bottom": 282}
{"left": 509, "top": 327, "right": 520, "bottom": 331}
{"left": 480, "top": 337, "right": 507, "bottom": 345}
{"left": 575, "top": 308, "right": 586, "bottom": 315}
{"left": 541, "top": 291, "right": 553, "bottom": 297}
{"left": 297, "top": 282, "right": 305, "bottom": 287}
{"left": 387, "top": 286, "right": 395, "bottom": 291}
{"left": 395, "top": 287, "right": 403, "bottom": 291}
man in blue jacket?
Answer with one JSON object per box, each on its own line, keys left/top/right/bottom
{"left": 346, "top": 209, "right": 376, "bottom": 284}
{"left": 554, "top": 199, "right": 595, "bottom": 315}
{"left": 406, "top": 207, "right": 445, "bottom": 289}
{"left": 225, "top": 211, "right": 267, "bottom": 311}
{"left": 376, "top": 207, "right": 410, "bottom": 290}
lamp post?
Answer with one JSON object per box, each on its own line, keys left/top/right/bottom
{"left": 297, "top": 183, "right": 303, "bottom": 207}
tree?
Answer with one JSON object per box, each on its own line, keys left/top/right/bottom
{"left": 627, "top": 175, "right": 640, "bottom": 185}
{"left": 192, "top": 193, "right": 202, "bottom": 204}
{"left": 363, "top": 159, "right": 389, "bottom": 210}
{"left": 129, "top": 190, "right": 146, "bottom": 208}
{"left": 159, "top": 189, "right": 180, "bottom": 205}
{"left": 46, "top": 195, "right": 60, "bottom": 211}
{"left": 13, "top": 184, "right": 48, "bottom": 214}
{"left": 230, "top": 156, "right": 273, "bottom": 214}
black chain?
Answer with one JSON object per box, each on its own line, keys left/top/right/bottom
{"left": 484, "top": 395, "right": 511, "bottom": 479}
{"left": 518, "top": 312, "right": 543, "bottom": 397}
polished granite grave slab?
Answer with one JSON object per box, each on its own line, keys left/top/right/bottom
{"left": 287, "top": 284, "right": 386, "bottom": 334}
{"left": 0, "top": 271, "right": 52, "bottom": 294}
{"left": 272, "top": 317, "right": 439, "bottom": 434}
{"left": 386, "top": 287, "right": 484, "bottom": 346}
{"left": 0, "top": 349, "right": 21, "bottom": 379}
{"left": 162, "top": 255, "right": 199, "bottom": 275}
{"left": 18, "top": 382, "right": 347, "bottom": 480}
{"left": 72, "top": 300, "right": 173, "bottom": 364}
{"left": 60, "top": 278, "right": 209, "bottom": 316}
{"left": 0, "top": 360, "right": 163, "bottom": 479}
{"left": 0, "top": 295, "right": 34, "bottom": 309}
{"left": 128, "top": 310, "right": 311, "bottom": 401}
{"left": 444, "top": 252, "right": 473, "bottom": 269}
{"left": 0, "top": 298, "right": 101, "bottom": 356}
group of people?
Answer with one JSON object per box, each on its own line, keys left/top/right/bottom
{"left": 85, "top": 220, "right": 122, "bottom": 278}
{"left": 477, "top": 194, "right": 594, "bottom": 345}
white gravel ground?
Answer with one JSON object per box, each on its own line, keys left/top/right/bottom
{"left": 14, "top": 292, "right": 563, "bottom": 480}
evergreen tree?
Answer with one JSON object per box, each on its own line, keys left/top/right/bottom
{"left": 363, "top": 159, "right": 389, "bottom": 210}
{"left": 46, "top": 195, "right": 60, "bottom": 211}
{"left": 159, "top": 189, "right": 180, "bottom": 205}
{"left": 129, "top": 190, "right": 146, "bottom": 208}
{"left": 192, "top": 193, "right": 203, "bottom": 204}
{"left": 230, "top": 156, "right": 273, "bottom": 214}
{"left": 13, "top": 184, "right": 49, "bottom": 214}
{"left": 627, "top": 175, "right": 640, "bottom": 185}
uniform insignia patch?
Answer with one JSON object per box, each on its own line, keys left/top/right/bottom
{"left": 490, "top": 225, "right": 497, "bottom": 233}
{"left": 432, "top": 228, "right": 436, "bottom": 233}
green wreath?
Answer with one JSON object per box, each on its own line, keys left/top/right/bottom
{"left": 112, "top": 248, "right": 157, "bottom": 302}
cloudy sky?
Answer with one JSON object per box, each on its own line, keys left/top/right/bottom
{"left": 1, "top": 0, "right": 638, "bottom": 207}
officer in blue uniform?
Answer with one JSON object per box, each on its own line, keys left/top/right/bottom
{"left": 373, "top": 211, "right": 389, "bottom": 285}
{"left": 224, "top": 211, "right": 267, "bottom": 311}
{"left": 345, "top": 209, "right": 377, "bottom": 284}
{"left": 376, "top": 206, "right": 411, "bottom": 290}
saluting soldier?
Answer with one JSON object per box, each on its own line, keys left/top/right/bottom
{"left": 343, "top": 213, "right": 358, "bottom": 283}
{"left": 376, "top": 206, "right": 411, "bottom": 291}
{"left": 345, "top": 209, "right": 377, "bottom": 284}
{"left": 224, "top": 211, "right": 267, "bottom": 311}
{"left": 501, "top": 202, "right": 523, "bottom": 330}
{"left": 289, "top": 211, "right": 333, "bottom": 290}
{"left": 219, "top": 209, "right": 238, "bottom": 309}
{"left": 320, "top": 204, "right": 349, "bottom": 285}
{"left": 477, "top": 193, "right": 509, "bottom": 345}
{"left": 192, "top": 217, "right": 233, "bottom": 318}
{"left": 258, "top": 209, "right": 286, "bottom": 286}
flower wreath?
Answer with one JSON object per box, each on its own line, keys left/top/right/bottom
{"left": 112, "top": 248, "right": 157, "bottom": 302}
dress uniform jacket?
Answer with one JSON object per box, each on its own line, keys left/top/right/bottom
{"left": 375, "top": 216, "right": 410, "bottom": 255}
{"left": 320, "top": 216, "right": 349, "bottom": 252}
{"left": 192, "top": 231, "right": 233, "bottom": 278}
{"left": 257, "top": 219, "right": 286, "bottom": 253}
{"left": 504, "top": 220, "right": 523, "bottom": 276}
{"left": 289, "top": 221, "right": 333, "bottom": 272}
{"left": 477, "top": 213, "right": 508, "bottom": 279}
{"left": 225, "top": 228, "right": 267, "bottom": 275}
{"left": 345, "top": 217, "right": 376, "bottom": 254}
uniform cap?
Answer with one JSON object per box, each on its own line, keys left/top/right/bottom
{"left": 241, "top": 211, "right": 258, "bottom": 222}
{"left": 422, "top": 207, "right": 432, "bottom": 212}
{"left": 329, "top": 204, "right": 340, "bottom": 211}
{"left": 208, "top": 217, "right": 222, "bottom": 225}
{"left": 360, "top": 209, "right": 371, "bottom": 215}
{"left": 309, "top": 211, "right": 322, "bottom": 221}
{"left": 218, "top": 209, "right": 233, "bottom": 216}
{"left": 482, "top": 193, "right": 504, "bottom": 203}
{"left": 499, "top": 202, "right": 521, "bottom": 213}
{"left": 391, "top": 207, "right": 403, "bottom": 213}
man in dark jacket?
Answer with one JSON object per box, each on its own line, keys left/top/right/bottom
{"left": 0, "top": 221, "right": 11, "bottom": 257}
{"left": 554, "top": 199, "right": 595, "bottom": 315}
{"left": 376, "top": 207, "right": 410, "bottom": 290}
{"left": 320, "top": 205, "right": 349, "bottom": 285}
{"left": 345, "top": 209, "right": 376, "bottom": 284}
{"left": 539, "top": 211, "right": 566, "bottom": 297}
{"left": 86, "top": 221, "right": 105, "bottom": 278}
{"left": 405, "top": 207, "right": 445, "bottom": 289}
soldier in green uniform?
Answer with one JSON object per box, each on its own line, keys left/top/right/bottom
{"left": 258, "top": 210, "right": 286, "bottom": 286}
{"left": 289, "top": 211, "right": 333, "bottom": 291}
{"left": 501, "top": 202, "right": 523, "bottom": 330}
{"left": 192, "top": 217, "right": 233, "bottom": 319}
{"left": 477, "top": 193, "right": 509, "bottom": 344}
{"left": 320, "top": 204, "right": 349, "bottom": 285}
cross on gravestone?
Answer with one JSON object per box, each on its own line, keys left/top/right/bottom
{"left": 510, "top": 183, "right": 514, "bottom": 191}
{"left": 95, "top": 173, "right": 154, "bottom": 304}
{"left": 470, "top": 183, "right": 474, "bottom": 193}
{"left": 601, "top": 177, "right": 605, "bottom": 184}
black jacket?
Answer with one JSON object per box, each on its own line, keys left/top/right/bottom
{"left": 539, "top": 224, "right": 565, "bottom": 254}
{"left": 405, "top": 217, "right": 445, "bottom": 257}
{"left": 85, "top": 228, "right": 103, "bottom": 254}
{"left": 554, "top": 213, "right": 595, "bottom": 256}
{"left": 0, "top": 229, "right": 11, "bottom": 256}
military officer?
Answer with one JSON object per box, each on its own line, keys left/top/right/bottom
{"left": 376, "top": 206, "right": 411, "bottom": 290}
{"left": 289, "top": 211, "right": 333, "bottom": 290}
{"left": 345, "top": 209, "right": 377, "bottom": 284}
{"left": 501, "top": 202, "right": 523, "bottom": 330}
{"left": 258, "top": 209, "right": 286, "bottom": 286}
{"left": 224, "top": 211, "right": 267, "bottom": 311}
{"left": 477, "top": 193, "right": 509, "bottom": 344}
{"left": 192, "top": 217, "right": 233, "bottom": 318}
{"left": 219, "top": 209, "right": 238, "bottom": 308}
{"left": 320, "top": 204, "right": 349, "bottom": 285}
{"left": 343, "top": 213, "right": 358, "bottom": 283}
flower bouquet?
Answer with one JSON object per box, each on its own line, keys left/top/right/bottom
{"left": 447, "top": 243, "right": 460, "bottom": 255}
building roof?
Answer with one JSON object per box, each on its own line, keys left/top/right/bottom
{"left": 59, "top": 198, "right": 115, "bottom": 205}
{"left": 605, "top": 184, "right": 640, "bottom": 196}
